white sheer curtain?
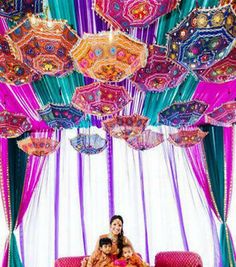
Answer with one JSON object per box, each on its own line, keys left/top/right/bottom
{"left": 1, "top": 127, "right": 235, "bottom": 267}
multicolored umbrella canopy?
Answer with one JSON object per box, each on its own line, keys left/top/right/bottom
{"left": 17, "top": 136, "right": 60, "bottom": 156}
{"left": 158, "top": 100, "right": 208, "bottom": 128}
{"left": 70, "top": 133, "right": 107, "bottom": 154}
{"left": 168, "top": 128, "right": 208, "bottom": 147}
{"left": 0, "top": 35, "right": 41, "bottom": 85}
{"left": 38, "top": 104, "right": 84, "bottom": 129}
{"left": 70, "top": 30, "right": 148, "bottom": 82}
{"left": 205, "top": 101, "right": 236, "bottom": 127}
{"left": 167, "top": 4, "right": 236, "bottom": 71}
{"left": 103, "top": 114, "right": 149, "bottom": 140}
{"left": 7, "top": 14, "right": 79, "bottom": 76}
{"left": 132, "top": 44, "right": 188, "bottom": 92}
{"left": 0, "top": 0, "right": 43, "bottom": 20}
{"left": 126, "top": 129, "right": 164, "bottom": 150}
{"left": 94, "top": 0, "right": 180, "bottom": 30}
{"left": 0, "top": 110, "right": 32, "bottom": 138}
{"left": 72, "top": 82, "right": 132, "bottom": 116}
{"left": 194, "top": 46, "right": 236, "bottom": 83}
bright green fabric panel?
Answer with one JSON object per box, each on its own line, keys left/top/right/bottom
{"left": 9, "top": 233, "right": 23, "bottom": 267}
{"left": 220, "top": 224, "right": 236, "bottom": 267}
{"left": 202, "top": 125, "right": 225, "bottom": 219}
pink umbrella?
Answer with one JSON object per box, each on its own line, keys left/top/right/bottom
{"left": 0, "top": 110, "right": 32, "bottom": 138}
{"left": 205, "top": 101, "right": 236, "bottom": 127}
{"left": 103, "top": 114, "right": 149, "bottom": 140}
{"left": 127, "top": 129, "right": 164, "bottom": 150}
{"left": 94, "top": 0, "right": 180, "bottom": 30}
{"left": 72, "top": 82, "right": 132, "bottom": 116}
{"left": 194, "top": 46, "right": 236, "bottom": 83}
{"left": 168, "top": 128, "right": 208, "bottom": 147}
{"left": 132, "top": 45, "right": 187, "bottom": 92}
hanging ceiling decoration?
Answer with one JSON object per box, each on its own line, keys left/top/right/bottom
{"left": 0, "top": 110, "right": 32, "bottom": 138}
{"left": 167, "top": 4, "right": 236, "bottom": 71}
{"left": 168, "top": 128, "right": 208, "bottom": 147}
{"left": 17, "top": 136, "right": 60, "bottom": 156}
{"left": 94, "top": 0, "right": 180, "bottom": 30}
{"left": 7, "top": 14, "right": 79, "bottom": 76}
{"left": 103, "top": 114, "right": 149, "bottom": 140}
{"left": 38, "top": 104, "right": 84, "bottom": 129}
{"left": 0, "top": 35, "right": 41, "bottom": 85}
{"left": 158, "top": 100, "right": 208, "bottom": 128}
{"left": 194, "top": 46, "right": 236, "bottom": 83}
{"left": 72, "top": 82, "right": 132, "bottom": 117}
{"left": 70, "top": 30, "right": 148, "bottom": 82}
{"left": 126, "top": 129, "right": 164, "bottom": 150}
{"left": 0, "top": 0, "right": 43, "bottom": 20}
{"left": 132, "top": 45, "right": 188, "bottom": 92}
{"left": 205, "top": 101, "right": 236, "bottom": 127}
{"left": 70, "top": 133, "right": 107, "bottom": 154}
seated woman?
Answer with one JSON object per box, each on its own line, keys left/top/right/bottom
{"left": 81, "top": 215, "right": 133, "bottom": 267}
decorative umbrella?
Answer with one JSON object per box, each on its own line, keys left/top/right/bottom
{"left": 168, "top": 128, "right": 208, "bottom": 147}
{"left": 205, "top": 101, "right": 236, "bottom": 127}
{"left": 70, "top": 30, "right": 148, "bottom": 82}
{"left": 0, "top": 0, "right": 43, "bottom": 20}
{"left": 70, "top": 133, "right": 107, "bottom": 154}
{"left": 158, "top": 100, "right": 208, "bottom": 128}
{"left": 167, "top": 4, "right": 236, "bottom": 70}
{"left": 7, "top": 14, "right": 79, "bottom": 76}
{"left": 0, "top": 110, "right": 32, "bottom": 138}
{"left": 0, "top": 35, "right": 41, "bottom": 85}
{"left": 72, "top": 82, "right": 132, "bottom": 116}
{"left": 194, "top": 46, "right": 236, "bottom": 83}
{"left": 126, "top": 129, "right": 164, "bottom": 150}
{"left": 94, "top": 0, "right": 180, "bottom": 30}
{"left": 38, "top": 104, "right": 84, "bottom": 129}
{"left": 132, "top": 45, "right": 187, "bottom": 92}
{"left": 17, "top": 136, "right": 60, "bottom": 156}
{"left": 102, "top": 114, "right": 149, "bottom": 140}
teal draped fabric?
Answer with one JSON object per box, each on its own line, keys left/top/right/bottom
{"left": 8, "top": 137, "right": 28, "bottom": 267}
{"left": 141, "top": 0, "right": 219, "bottom": 125}
{"left": 202, "top": 125, "right": 236, "bottom": 267}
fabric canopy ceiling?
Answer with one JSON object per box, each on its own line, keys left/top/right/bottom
{"left": 0, "top": 0, "right": 235, "bottom": 131}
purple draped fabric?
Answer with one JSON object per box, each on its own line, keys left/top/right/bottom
{"left": 162, "top": 142, "right": 189, "bottom": 251}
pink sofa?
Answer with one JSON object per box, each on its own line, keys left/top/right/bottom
{"left": 155, "top": 251, "right": 203, "bottom": 267}
{"left": 54, "top": 256, "right": 87, "bottom": 267}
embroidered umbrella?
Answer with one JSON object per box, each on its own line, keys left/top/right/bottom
{"left": 132, "top": 45, "right": 187, "bottom": 92}
{"left": 194, "top": 46, "right": 236, "bottom": 83}
{"left": 17, "top": 136, "right": 60, "bottom": 156}
{"left": 0, "top": 35, "right": 41, "bottom": 85}
{"left": 167, "top": 4, "right": 236, "bottom": 70}
{"left": 38, "top": 104, "right": 84, "bottom": 129}
{"left": 102, "top": 114, "right": 149, "bottom": 140}
{"left": 72, "top": 82, "right": 132, "bottom": 117}
{"left": 0, "top": 0, "right": 43, "bottom": 20}
{"left": 0, "top": 110, "right": 32, "bottom": 138}
{"left": 70, "top": 133, "right": 107, "bottom": 154}
{"left": 7, "top": 14, "right": 79, "bottom": 76}
{"left": 158, "top": 100, "right": 208, "bottom": 128}
{"left": 168, "top": 128, "right": 208, "bottom": 147}
{"left": 205, "top": 101, "right": 236, "bottom": 127}
{"left": 126, "top": 129, "right": 164, "bottom": 150}
{"left": 70, "top": 30, "right": 148, "bottom": 82}
{"left": 94, "top": 0, "right": 180, "bottom": 30}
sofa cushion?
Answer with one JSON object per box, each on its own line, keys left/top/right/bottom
{"left": 155, "top": 251, "right": 203, "bottom": 267}
{"left": 55, "top": 256, "right": 87, "bottom": 267}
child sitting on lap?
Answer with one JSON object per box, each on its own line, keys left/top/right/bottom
{"left": 113, "top": 245, "right": 149, "bottom": 267}
{"left": 87, "top": 237, "right": 115, "bottom": 267}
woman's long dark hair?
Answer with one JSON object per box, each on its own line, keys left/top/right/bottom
{"left": 110, "top": 215, "right": 124, "bottom": 258}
